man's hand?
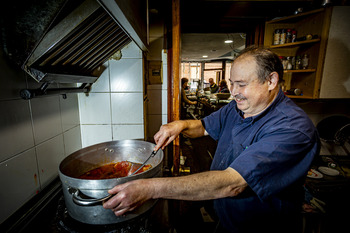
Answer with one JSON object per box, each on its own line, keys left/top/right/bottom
{"left": 154, "top": 121, "right": 185, "bottom": 150}
{"left": 103, "top": 179, "right": 154, "bottom": 216}
{"left": 154, "top": 120, "right": 205, "bottom": 150}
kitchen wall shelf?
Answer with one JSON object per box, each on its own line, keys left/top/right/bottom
{"left": 265, "top": 6, "right": 350, "bottom": 99}
{"left": 267, "top": 8, "right": 324, "bottom": 24}
{"left": 268, "top": 39, "right": 320, "bottom": 49}
{"left": 264, "top": 7, "right": 331, "bottom": 99}
{"left": 286, "top": 95, "right": 313, "bottom": 99}
{"left": 284, "top": 69, "right": 316, "bottom": 73}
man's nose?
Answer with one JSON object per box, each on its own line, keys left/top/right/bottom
{"left": 231, "top": 85, "right": 238, "bottom": 95}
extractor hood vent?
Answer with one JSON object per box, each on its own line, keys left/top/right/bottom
{"left": 2, "top": 0, "right": 132, "bottom": 83}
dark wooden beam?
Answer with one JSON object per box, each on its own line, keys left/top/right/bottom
{"left": 171, "top": 0, "right": 181, "bottom": 175}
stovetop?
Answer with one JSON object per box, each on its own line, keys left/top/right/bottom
{"left": 56, "top": 196, "right": 152, "bottom": 233}
{"left": 1, "top": 178, "right": 169, "bottom": 233}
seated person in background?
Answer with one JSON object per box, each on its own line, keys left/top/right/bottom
{"left": 217, "top": 79, "right": 230, "bottom": 93}
{"left": 181, "top": 77, "right": 197, "bottom": 106}
{"left": 209, "top": 78, "right": 219, "bottom": 93}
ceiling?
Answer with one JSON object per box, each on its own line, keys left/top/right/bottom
{"left": 181, "top": 33, "right": 246, "bottom": 62}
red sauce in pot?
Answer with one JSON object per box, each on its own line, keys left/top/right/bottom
{"left": 78, "top": 161, "right": 152, "bottom": 179}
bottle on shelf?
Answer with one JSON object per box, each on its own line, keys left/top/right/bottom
{"left": 273, "top": 29, "right": 281, "bottom": 45}
{"left": 291, "top": 30, "right": 297, "bottom": 42}
{"left": 280, "top": 29, "right": 287, "bottom": 44}
{"left": 286, "top": 56, "right": 293, "bottom": 70}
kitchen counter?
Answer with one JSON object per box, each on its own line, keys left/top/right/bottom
{"left": 306, "top": 155, "right": 350, "bottom": 194}
{"left": 304, "top": 156, "right": 350, "bottom": 233}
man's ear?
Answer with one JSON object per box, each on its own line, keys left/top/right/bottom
{"left": 267, "top": 72, "right": 279, "bottom": 91}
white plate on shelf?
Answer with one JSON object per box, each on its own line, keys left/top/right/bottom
{"left": 318, "top": 166, "right": 340, "bottom": 176}
{"left": 307, "top": 169, "right": 323, "bottom": 179}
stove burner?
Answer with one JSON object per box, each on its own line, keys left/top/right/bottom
{"left": 55, "top": 197, "right": 151, "bottom": 233}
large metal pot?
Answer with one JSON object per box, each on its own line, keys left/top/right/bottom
{"left": 58, "top": 140, "right": 163, "bottom": 225}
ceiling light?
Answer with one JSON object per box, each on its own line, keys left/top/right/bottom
{"left": 225, "top": 40, "right": 233, "bottom": 44}
{"left": 202, "top": 55, "right": 208, "bottom": 58}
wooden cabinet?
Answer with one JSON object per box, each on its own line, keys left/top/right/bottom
{"left": 264, "top": 7, "right": 346, "bottom": 99}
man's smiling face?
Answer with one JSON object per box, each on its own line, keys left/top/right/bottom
{"left": 229, "top": 55, "right": 277, "bottom": 118}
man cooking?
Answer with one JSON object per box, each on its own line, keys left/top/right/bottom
{"left": 103, "top": 46, "right": 319, "bottom": 233}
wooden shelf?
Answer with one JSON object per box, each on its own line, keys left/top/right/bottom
{"left": 267, "top": 39, "right": 320, "bottom": 49}
{"left": 286, "top": 95, "right": 314, "bottom": 99}
{"left": 266, "top": 8, "right": 324, "bottom": 24}
{"left": 284, "top": 69, "right": 316, "bottom": 73}
{"left": 263, "top": 6, "right": 332, "bottom": 99}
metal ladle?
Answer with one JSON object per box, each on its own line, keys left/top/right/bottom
{"left": 130, "top": 150, "right": 158, "bottom": 175}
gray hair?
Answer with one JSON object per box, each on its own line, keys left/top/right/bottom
{"left": 236, "top": 46, "right": 284, "bottom": 84}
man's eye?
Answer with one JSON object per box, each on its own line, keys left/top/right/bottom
{"left": 239, "top": 84, "right": 246, "bottom": 87}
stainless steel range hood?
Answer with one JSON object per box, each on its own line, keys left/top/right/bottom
{"left": 26, "top": 0, "right": 131, "bottom": 83}
{"left": 2, "top": 0, "right": 148, "bottom": 85}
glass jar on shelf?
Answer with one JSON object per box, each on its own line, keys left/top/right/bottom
{"left": 295, "top": 56, "right": 302, "bottom": 69}
{"left": 302, "top": 54, "right": 309, "bottom": 69}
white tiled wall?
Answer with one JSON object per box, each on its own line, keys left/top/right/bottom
{"left": 36, "top": 135, "right": 65, "bottom": 187}
{"left": 80, "top": 124, "right": 112, "bottom": 146}
{"left": 0, "top": 48, "right": 82, "bottom": 223}
{"left": 63, "top": 126, "right": 82, "bottom": 156}
{"left": 110, "top": 59, "right": 143, "bottom": 92}
{"left": 0, "top": 41, "right": 145, "bottom": 225}
{"left": 78, "top": 41, "right": 145, "bottom": 147}
{"left": 79, "top": 93, "right": 111, "bottom": 124}
{"left": 0, "top": 99, "right": 34, "bottom": 162}
{"left": 112, "top": 125, "right": 145, "bottom": 140}
{"left": 31, "top": 96, "right": 62, "bottom": 144}
{"left": 0, "top": 149, "right": 40, "bottom": 223}
{"left": 111, "top": 93, "right": 144, "bottom": 124}
{"left": 0, "top": 86, "right": 81, "bottom": 224}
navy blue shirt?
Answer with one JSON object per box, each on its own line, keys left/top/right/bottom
{"left": 202, "top": 89, "right": 319, "bottom": 232}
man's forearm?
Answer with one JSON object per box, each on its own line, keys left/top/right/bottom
{"left": 103, "top": 168, "right": 247, "bottom": 216}
{"left": 180, "top": 120, "right": 206, "bottom": 138}
{"left": 150, "top": 168, "right": 247, "bottom": 201}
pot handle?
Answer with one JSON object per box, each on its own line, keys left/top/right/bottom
{"left": 69, "top": 187, "right": 113, "bottom": 206}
